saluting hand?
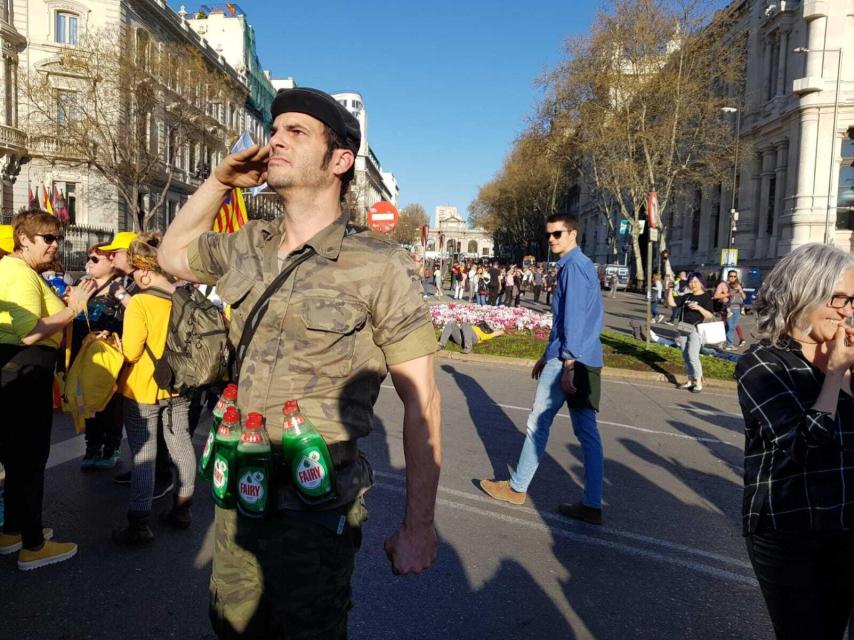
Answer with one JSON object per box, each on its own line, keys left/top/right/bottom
{"left": 384, "top": 523, "right": 438, "bottom": 576}
{"left": 212, "top": 144, "right": 270, "bottom": 188}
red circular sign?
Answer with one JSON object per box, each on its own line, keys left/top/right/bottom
{"left": 367, "top": 201, "right": 399, "bottom": 234}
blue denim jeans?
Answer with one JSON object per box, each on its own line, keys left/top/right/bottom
{"left": 675, "top": 328, "right": 703, "bottom": 380}
{"left": 510, "top": 358, "right": 604, "bottom": 508}
{"left": 726, "top": 307, "right": 741, "bottom": 346}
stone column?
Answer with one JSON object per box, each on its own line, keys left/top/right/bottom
{"left": 805, "top": 18, "right": 826, "bottom": 77}
{"left": 774, "top": 143, "right": 790, "bottom": 252}
{"left": 793, "top": 108, "right": 820, "bottom": 219}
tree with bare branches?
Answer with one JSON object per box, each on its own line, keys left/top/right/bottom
{"left": 540, "top": 0, "right": 745, "bottom": 284}
{"left": 23, "top": 28, "right": 245, "bottom": 231}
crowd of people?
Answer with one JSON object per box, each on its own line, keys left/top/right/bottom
{"left": 0, "top": 215, "right": 208, "bottom": 569}
{"left": 417, "top": 258, "right": 558, "bottom": 307}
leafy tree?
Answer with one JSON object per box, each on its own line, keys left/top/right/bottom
{"left": 392, "top": 203, "right": 428, "bottom": 245}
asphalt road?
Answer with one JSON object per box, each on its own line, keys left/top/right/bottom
{"left": 1, "top": 359, "right": 772, "bottom": 640}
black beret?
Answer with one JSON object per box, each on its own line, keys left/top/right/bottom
{"left": 270, "top": 87, "right": 361, "bottom": 154}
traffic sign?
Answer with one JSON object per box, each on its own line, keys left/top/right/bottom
{"left": 647, "top": 191, "right": 659, "bottom": 229}
{"left": 367, "top": 201, "right": 399, "bottom": 234}
{"left": 721, "top": 249, "right": 739, "bottom": 266}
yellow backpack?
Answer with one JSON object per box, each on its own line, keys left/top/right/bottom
{"left": 62, "top": 332, "right": 125, "bottom": 433}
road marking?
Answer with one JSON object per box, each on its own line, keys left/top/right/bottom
{"left": 46, "top": 433, "right": 86, "bottom": 469}
{"left": 605, "top": 378, "right": 736, "bottom": 399}
{"left": 489, "top": 403, "right": 739, "bottom": 447}
{"left": 374, "top": 469, "right": 751, "bottom": 570}
{"left": 665, "top": 405, "right": 742, "bottom": 419}
{"left": 382, "top": 384, "right": 738, "bottom": 446}
{"left": 46, "top": 429, "right": 209, "bottom": 471}
{"left": 375, "top": 479, "right": 757, "bottom": 587}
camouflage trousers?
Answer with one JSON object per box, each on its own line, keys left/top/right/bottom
{"left": 209, "top": 499, "right": 367, "bottom": 640}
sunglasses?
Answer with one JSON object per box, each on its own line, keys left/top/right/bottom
{"left": 35, "top": 233, "right": 64, "bottom": 245}
{"left": 829, "top": 295, "right": 854, "bottom": 309}
{"left": 88, "top": 255, "right": 102, "bottom": 264}
{"left": 545, "top": 230, "right": 568, "bottom": 240}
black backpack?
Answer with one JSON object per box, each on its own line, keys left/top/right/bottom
{"left": 144, "top": 286, "right": 230, "bottom": 394}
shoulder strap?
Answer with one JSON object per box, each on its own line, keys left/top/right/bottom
{"left": 233, "top": 247, "right": 315, "bottom": 382}
{"left": 92, "top": 274, "right": 121, "bottom": 297}
{"left": 143, "top": 287, "right": 173, "bottom": 302}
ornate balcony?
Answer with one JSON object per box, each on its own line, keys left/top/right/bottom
{"left": 0, "top": 124, "right": 26, "bottom": 152}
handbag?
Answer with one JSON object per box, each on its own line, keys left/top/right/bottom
{"left": 697, "top": 320, "right": 726, "bottom": 345}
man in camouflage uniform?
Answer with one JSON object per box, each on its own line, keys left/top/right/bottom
{"left": 159, "top": 88, "right": 442, "bottom": 639}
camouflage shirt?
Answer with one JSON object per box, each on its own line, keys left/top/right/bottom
{"left": 187, "top": 213, "right": 437, "bottom": 447}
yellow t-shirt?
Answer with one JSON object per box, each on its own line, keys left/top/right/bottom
{"left": 472, "top": 325, "right": 499, "bottom": 343}
{"left": 0, "top": 256, "right": 65, "bottom": 348}
{"left": 117, "top": 292, "right": 176, "bottom": 404}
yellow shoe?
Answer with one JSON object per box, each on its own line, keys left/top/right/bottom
{"left": 17, "top": 539, "right": 76, "bottom": 571}
{"left": 0, "top": 528, "right": 53, "bottom": 555}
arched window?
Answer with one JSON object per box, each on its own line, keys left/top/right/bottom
{"left": 467, "top": 240, "right": 478, "bottom": 254}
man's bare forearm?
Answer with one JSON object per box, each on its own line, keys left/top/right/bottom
{"left": 402, "top": 385, "right": 442, "bottom": 529}
{"left": 159, "top": 176, "right": 231, "bottom": 280}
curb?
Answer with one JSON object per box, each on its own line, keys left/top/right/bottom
{"left": 435, "top": 350, "right": 738, "bottom": 391}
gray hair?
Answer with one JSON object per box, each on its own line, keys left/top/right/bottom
{"left": 753, "top": 243, "right": 854, "bottom": 346}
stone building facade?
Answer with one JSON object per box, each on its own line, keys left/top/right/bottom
{"left": 578, "top": 0, "right": 854, "bottom": 272}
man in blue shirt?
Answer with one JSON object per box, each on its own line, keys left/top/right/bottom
{"left": 478, "top": 213, "right": 605, "bottom": 524}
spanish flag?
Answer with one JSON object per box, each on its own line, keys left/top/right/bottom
{"left": 42, "top": 184, "right": 55, "bottom": 215}
{"left": 213, "top": 188, "right": 247, "bottom": 234}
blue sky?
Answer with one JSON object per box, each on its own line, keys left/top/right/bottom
{"left": 174, "top": 1, "right": 599, "bottom": 223}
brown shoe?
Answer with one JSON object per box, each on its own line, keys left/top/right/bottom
{"left": 558, "top": 501, "right": 603, "bottom": 525}
{"left": 479, "top": 479, "right": 527, "bottom": 505}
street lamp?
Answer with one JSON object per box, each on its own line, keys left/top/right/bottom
{"left": 721, "top": 107, "right": 741, "bottom": 261}
{"left": 794, "top": 46, "right": 844, "bottom": 244}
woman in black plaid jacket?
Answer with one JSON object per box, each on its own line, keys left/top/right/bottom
{"left": 736, "top": 243, "right": 854, "bottom": 640}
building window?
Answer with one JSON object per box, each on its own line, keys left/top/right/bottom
{"left": 53, "top": 182, "right": 77, "bottom": 225}
{"left": 136, "top": 29, "right": 150, "bottom": 69}
{"left": 838, "top": 140, "right": 854, "bottom": 229}
{"left": 766, "top": 175, "right": 777, "bottom": 235}
{"left": 55, "top": 12, "right": 78, "bottom": 46}
{"left": 56, "top": 91, "right": 78, "bottom": 128}
{"left": 766, "top": 34, "right": 779, "bottom": 100}
{"left": 710, "top": 185, "right": 722, "bottom": 248}
{"left": 166, "top": 200, "right": 179, "bottom": 226}
{"left": 691, "top": 189, "right": 701, "bottom": 252}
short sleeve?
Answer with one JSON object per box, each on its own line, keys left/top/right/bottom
{"left": 187, "top": 231, "right": 236, "bottom": 285}
{"left": 10, "top": 270, "right": 49, "bottom": 339}
{"left": 371, "top": 249, "right": 437, "bottom": 364}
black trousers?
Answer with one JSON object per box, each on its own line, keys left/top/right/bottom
{"left": 746, "top": 530, "right": 854, "bottom": 640}
{"left": 0, "top": 345, "right": 56, "bottom": 549}
{"left": 84, "top": 393, "right": 123, "bottom": 457}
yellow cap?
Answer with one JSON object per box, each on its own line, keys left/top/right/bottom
{"left": 0, "top": 225, "right": 13, "bottom": 253}
{"left": 99, "top": 231, "right": 138, "bottom": 251}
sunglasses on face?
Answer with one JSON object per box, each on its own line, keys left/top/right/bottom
{"left": 829, "top": 295, "right": 854, "bottom": 309}
{"left": 88, "top": 255, "right": 102, "bottom": 264}
{"left": 35, "top": 233, "right": 64, "bottom": 245}
{"left": 546, "top": 230, "right": 568, "bottom": 240}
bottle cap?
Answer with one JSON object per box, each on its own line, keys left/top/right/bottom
{"left": 223, "top": 384, "right": 238, "bottom": 401}
{"left": 283, "top": 399, "right": 300, "bottom": 415}
{"left": 245, "top": 412, "right": 264, "bottom": 430}
{"left": 223, "top": 406, "right": 240, "bottom": 425}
